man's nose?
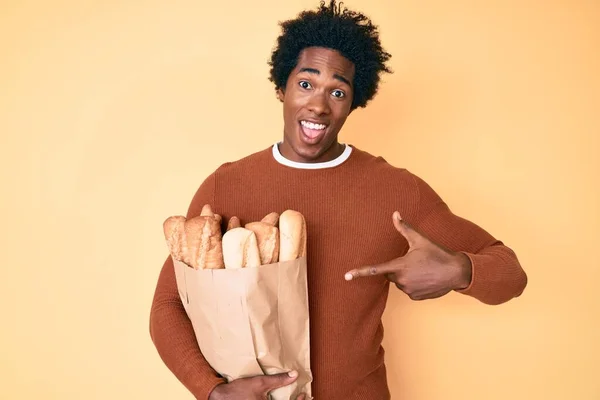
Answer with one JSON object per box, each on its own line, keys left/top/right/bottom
{"left": 307, "top": 92, "right": 331, "bottom": 115}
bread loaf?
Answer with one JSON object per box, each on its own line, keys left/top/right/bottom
{"left": 261, "top": 212, "right": 279, "bottom": 226}
{"left": 245, "top": 212, "right": 280, "bottom": 265}
{"left": 200, "top": 204, "right": 221, "bottom": 223}
{"left": 279, "top": 210, "right": 307, "bottom": 261}
{"left": 191, "top": 215, "right": 225, "bottom": 270}
{"left": 163, "top": 216, "right": 187, "bottom": 262}
{"left": 163, "top": 204, "right": 225, "bottom": 270}
{"left": 165, "top": 206, "right": 306, "bottom": 269}
{"left": 227, "top": 216, "right": 241, "bottom": 231}
{"left": 222, "top": 227, "right": 262, "bottom": 269}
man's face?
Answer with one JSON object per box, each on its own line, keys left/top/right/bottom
{"left": 277, "top": 47, "right": 355, "bottom": 163}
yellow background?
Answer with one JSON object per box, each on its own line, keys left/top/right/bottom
{"left": 1, "top": 0, "right": 598, "bottom": 399}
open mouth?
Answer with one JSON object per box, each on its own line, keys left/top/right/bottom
{"left": 299, "top": 120, "right": 328, "bottom": 143}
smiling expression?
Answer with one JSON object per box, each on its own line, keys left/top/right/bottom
{"left": 277, "top": 47, "right": 356, "bottom": 163}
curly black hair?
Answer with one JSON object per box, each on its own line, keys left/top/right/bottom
{"left": 268, "top": 0, "right": 393, "bottom": 110}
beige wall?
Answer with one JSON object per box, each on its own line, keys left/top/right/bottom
{"left": 1, "top": 0, "right": 598, "bottom": 399}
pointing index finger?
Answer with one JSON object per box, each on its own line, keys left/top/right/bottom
{"left": 345, "top": 259, "right": 400, "bottom": 281}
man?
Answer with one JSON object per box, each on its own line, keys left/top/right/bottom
{"left": 149, "top": 1, "right": 528, "bottom": 399}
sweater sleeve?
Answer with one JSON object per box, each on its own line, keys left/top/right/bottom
{"left": 410, "top": 173, "right": 528, "bottom": 305}
{"left": 149, "top": 171, "right": 226, "bottom": 399}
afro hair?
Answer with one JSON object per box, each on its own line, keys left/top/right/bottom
{"left": 268, "top": 0, "right": 393, "bottom": 110}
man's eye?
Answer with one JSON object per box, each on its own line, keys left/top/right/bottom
{"left": 299, "top": 81, "right": 312, "bottom": 89}
{"left": 332, "top": 90, "right": 345, "bottom": 98}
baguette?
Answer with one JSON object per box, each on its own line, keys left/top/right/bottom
{"left": 193, "top": 204, "right": 225, "bottom": 269}
{"left": 200, "top": 204, "right": 222, "bottom": 224}
{"left": 222, "top": 227, "right": 262, "bottom": 269}
{"left": 188, "top": 215, "right": 225, "bottom": 270}
{"left": 163, "top": 216, "right": 187, "bottom": 262}
{"left": 163, "top": 204, "right": 225, "bottom": 270}
{"left": 227, "top": 216, "right": 241, "bottom": 231}
{"left": 245, "top": 212, "right": 280, "bottom": 265}
{"left": 261, "top": 212, "right": 279, "bottom": 226}
{"left": 278, "top": 210, "right": 307, "bottom": 261}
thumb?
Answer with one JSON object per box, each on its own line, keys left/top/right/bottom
{"left": 260, "top": 370, "right": 299, "bottom": 392}
{"left": 392, "top": 211, "right": 419, "bottom": 246}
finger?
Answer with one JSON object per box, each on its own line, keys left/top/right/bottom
{"left": 260, "top": 370, "right": 299, "bottom": 392}
{"left": 295, "top": 394, "right": 307, "bottom": 400}
{"left": 406, "top": 289, "right": 450, "bottom": 301}
{"left": 392, "top": 212, "right": 421, "bottom": 247}
{"left": 345, "top": 259, "right": 402, "bottom": 281}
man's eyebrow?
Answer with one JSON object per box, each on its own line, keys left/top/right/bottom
{"left": 297, "top": 67, "right": 352, "bottom": 87}
{"left": 298, "top": 67, "right": 320, "bottom": 75}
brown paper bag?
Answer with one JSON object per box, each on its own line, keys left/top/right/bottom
{"left": 173, "top": 255, "right": 313, "bottom": 399}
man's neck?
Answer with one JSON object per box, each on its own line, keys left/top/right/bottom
{"left": 272, "top": 142, "right": 353, "bottom": 170}
{"left": 278, "top": 141, "right": 346, "bottom": 164}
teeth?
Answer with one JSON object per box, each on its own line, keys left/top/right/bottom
{"left": 301, "top": 120, "right": 327, "bottom": 130}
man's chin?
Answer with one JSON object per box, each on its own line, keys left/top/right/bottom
{"left": 280, "top": 133, "right": 339, "bottom": 163}
{"left": 295, "top": 147, "right": 323, "bottom": 162}
{"left": 293, "top": 140, "right": 341, "bottom": 163}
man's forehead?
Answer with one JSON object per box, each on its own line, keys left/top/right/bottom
{"left": 296, "top": 47, "right": 355, "bottom": 74}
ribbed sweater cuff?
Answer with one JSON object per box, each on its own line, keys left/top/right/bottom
{"left": 454, "top": 251, "right": 477, "bottom": 294}
{"left": 186, "top": 373, "right": 226, "bottom": 400}
{"left": 454, "top": 251, "right": 523, "bottom": 305}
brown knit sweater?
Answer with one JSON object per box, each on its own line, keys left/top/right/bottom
{"left": 149, "top": 144, "right": 527, "bottom": 400}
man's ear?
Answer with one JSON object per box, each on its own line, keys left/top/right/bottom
{"left": 276, "top": 88, "right": 285, "bottom": 103}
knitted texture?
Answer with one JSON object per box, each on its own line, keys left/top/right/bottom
{"left": 149, "top": 145, "right": 527, "bottom": 400}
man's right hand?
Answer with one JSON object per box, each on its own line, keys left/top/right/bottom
{"left": 208, "top": 370, "right": 306, "bottom": 400}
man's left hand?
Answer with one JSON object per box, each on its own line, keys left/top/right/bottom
{"left": 344, "top": 211, "right": 472, "bottom": 300}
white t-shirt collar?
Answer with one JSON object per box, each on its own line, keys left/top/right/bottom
{"left": 272, "top": 142, "right": 353, "bottom": 169}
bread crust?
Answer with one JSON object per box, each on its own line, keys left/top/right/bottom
{"left": 278, "top": 210, "right": 307, "bottom": 261}
{"left": 163, "top": 204, "right": 225, "bottom": 270}
{"left": 222, "top": 227, "right": 262, "bottom": 269}
{"left": 164, "top": 207, "right": 305, "bottom": 269}
{"left": 245, "top": 221, "right": 280, "bottom": 265}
